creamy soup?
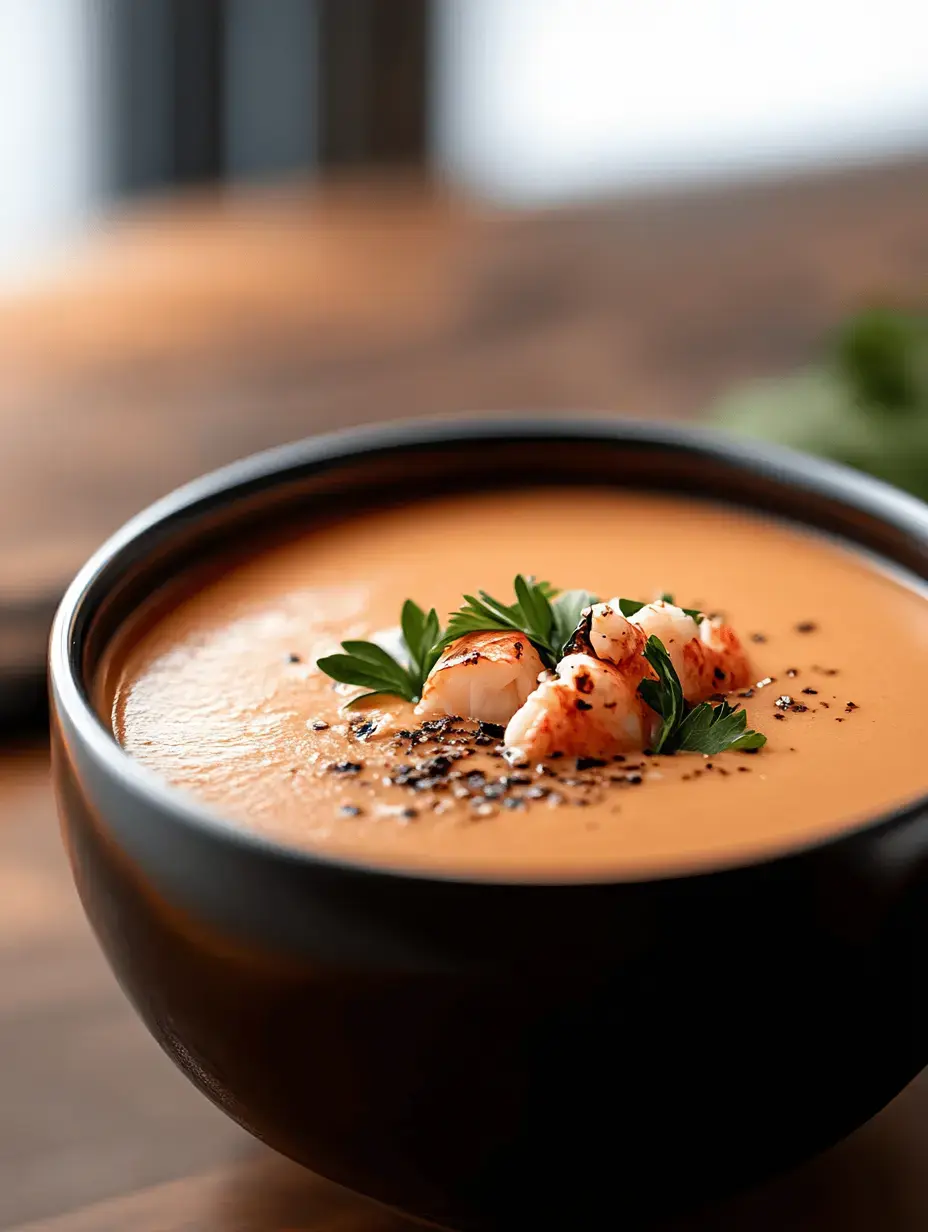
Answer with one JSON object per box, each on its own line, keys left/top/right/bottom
{"left": 106, "top": 489, "right": 928, "bottom": 878}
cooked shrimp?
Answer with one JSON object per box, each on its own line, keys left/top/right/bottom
{"left": 569, "top": 599, "right": 648, "bottom": 666}
{"left": 694, "top": 615, "right": 752, "bottom": 696}
{"left": 504, "top": 653, "right": 655, "bottom": 760}
{"left": 415, "top": 632, "right": 546, "bottom": 726}
{"left": 626, "top": 600, "right": 750, "bottom": 700}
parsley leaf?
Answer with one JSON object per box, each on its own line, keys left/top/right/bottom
{"left": 639, "top": 636, "right": 685, "bottom": 753}
{"left": 639, "top": 635, "right": 767, "bottom": 755}
{"left": 314, "top": 649, "right": 413, "bottom": 704}
{"left": 317, "top": 600, "right": 444, "bottom": 706}
{"left": 444, "top": 575, "right": 561, "bottom": 666}
{"left": 621, "top": 594, "right": 705, "bottom": 623}
{"left": 551, "top": 589, "right": 599, "bottom": 658}
{"left": 660, "top": 592, "right": 705, "bottom": 621}
{"left": 317, "top": 583, "right": 758, "bottom": 755}
{"left": 401, "top": 600, "right": 443, "bottom": 681}
{"left": 675, "top": 699, "right": 766, "bottom": 753}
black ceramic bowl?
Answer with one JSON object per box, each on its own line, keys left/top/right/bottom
{"left": 50, "top": 419, "right": 928, "bottom": 1231}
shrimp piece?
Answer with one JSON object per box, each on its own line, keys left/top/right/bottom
{"left": 627, "top": 600, "right": 700, "bottom": 682}
{"left": 415, "top": 632, "right": 545, "bottom": 726}
{"left": 693, "top": 616, "right": 752, "bottom": 696}
{"left": 504, "top": 653, "right": 655, "bottom": 760}
{"left": 570, "top": 599, "right": 648, "bottom": 666}
{"left": 627, "top": 600, "right": 750, "bottom": 701}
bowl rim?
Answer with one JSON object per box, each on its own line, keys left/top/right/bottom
{"left": 49, "top": 414, "right": 928, "bottom": 887}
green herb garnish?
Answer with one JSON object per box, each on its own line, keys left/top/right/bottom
{"left": 660, "top": 593, "right": 706, "bottom": 622}
{"left": 316, "top": 600, "right": 442, "bottom": 707}
{"left": 639, "top": 635, "right": 766, "bottom": 754}
{"left": 637, "top": 635, "right": 686, "bottom": 752}
{"left": 444, "top": 577, "right": 599, "bottom": 668}
{"left": 550, "top": 589, "right": 599, "bottom": 658}
{"left": 675, "top": 698, "right": 767, "bottom": 754}
{"left": 400, "top": 599, "right": 443, "bottom": 683}
{"left": 443, "top": 575, "right": 556, "bottom": 657}
{"left": 617, "top": 597, "right": 647, "bottom": 618}
{"left": 619, "top": 594, "right": 704, "bottom": 623}
{"left": 316, "top": 591, "right": 766, "bottom": 757}
{"left": 317, "top": 580, "right": 598, "bottom": 704}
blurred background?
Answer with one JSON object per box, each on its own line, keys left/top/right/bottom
{"left": 1, "top": 6, "right": 927, "bottom": 1229}
{"left": 2, "top": 0, "right": 928, "bottom": 731}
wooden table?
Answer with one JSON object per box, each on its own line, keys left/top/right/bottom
{"left": 1, "top": 163, "right": 927, "bottom": 1228}
{"left": 3, "top": 160, "right": 928, "bottom": 693}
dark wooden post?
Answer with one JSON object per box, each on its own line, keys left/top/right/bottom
{"left": 316, "top": 0, "right": 430, "bottom": 168}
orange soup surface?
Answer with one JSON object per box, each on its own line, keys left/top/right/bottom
{"left": 106, "top": 489, "right": 928, "bottom": 878}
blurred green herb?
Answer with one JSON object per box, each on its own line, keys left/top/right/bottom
{"left": 835, "top": 308, "right": 924, "bottom": 412}
{"left": 713, "top": 306, "right": 928, "bottom": 501}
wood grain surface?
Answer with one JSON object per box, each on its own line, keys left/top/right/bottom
{"left": 2, "top": 161, "right": 928, "bottom": 630}
{"left": 2, "top": 164, "right": 928, "bottom": 1228}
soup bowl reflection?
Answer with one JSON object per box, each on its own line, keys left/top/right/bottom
{"left": 49, "top": 419, "right": 928, "bottom": 1231}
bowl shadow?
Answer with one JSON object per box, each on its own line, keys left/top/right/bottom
{"left": 215, "top": 1070, "right": 928, "bottom": 1232}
